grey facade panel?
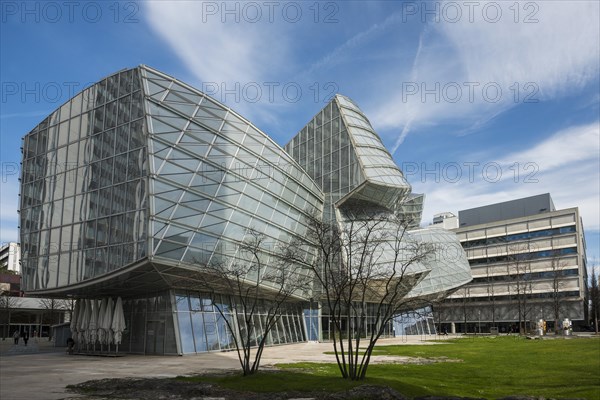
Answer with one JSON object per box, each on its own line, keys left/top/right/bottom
{"left": 458, "top": 193, "right": 556, "bottom": 227}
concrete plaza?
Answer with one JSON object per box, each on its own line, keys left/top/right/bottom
{"left": 0, "top": 335, "right": 451, "bottom": 400}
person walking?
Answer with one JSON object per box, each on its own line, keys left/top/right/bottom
{"left": 12, "top": 330, "right": 19, "bottom": 345}
{"left": 66, "top": 337, "right": 75, "bottom": 355}
{"left": 22, "top": 330, "right": 29, "bottom": 346}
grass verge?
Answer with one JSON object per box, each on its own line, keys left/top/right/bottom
{"left": 181, "top": 336, "right": 600, "bottom": 399}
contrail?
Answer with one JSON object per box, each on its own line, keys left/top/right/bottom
{"left": 391, "top": 29, "right": 426, "bottom": 155}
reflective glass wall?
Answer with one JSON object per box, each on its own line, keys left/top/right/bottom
{"left": 397, "top": 193, "right": 425, "bottom": 229}
{"left": 286, "top": 98, "right": 362, "bottom": 197}
{"left": 20, "top": 65, "right": 324, "bottom": 296}
{"left": 20, "top": 69, "right": 148, "bottom": 291}
{"left": 140, "top": 67, "right": 323, "bottom": 292}
{"left": 285, "top": 94, "right": 411, "bottom": 217}
{"left": 393, "top": 307, "right": 437, "bottom": 336}
{"left": 174, "top": 292, "right": 306, "bottom": 354}
{"left": 116, "top": 292, "right": 177, "bottom": 355}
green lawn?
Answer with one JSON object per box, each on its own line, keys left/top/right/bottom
{"left": 182, "top": 336, "right": 600, "bottom": 399}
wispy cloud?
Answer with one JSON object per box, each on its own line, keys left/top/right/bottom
{"left": 299, "top": 10, "right": 406, "bottom": 79}
{"left": 440, "top": 1, "right": 600, "bottom": 97}
{"left": 371, "top": 1, "right": 600, "bottom": 146}
{"left": 391, "top": 29, "right": 426, "bottom": 153}
{"left": 414, "top": 122, "right": 600, "bottom": 231}
{"left": 145, "top": 3, "right": 289, "bottom": 85}
{"left": 144, "top": 2, "right": 291, "bottom": 120}
{"left": 498, "top": 123, "right": 599, "bottom": 171}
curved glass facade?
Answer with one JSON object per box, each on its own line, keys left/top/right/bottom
{"left": 174, "top": 291, "right": 306, "bottom": 354}
{"left": 20, "top": 69, "right": 148, "bottom": 291}
{"left": 20, "top": 66, "right": 471, "bottom": 353}
{"left": 397, "top": 193, "right": 425, "bottom": 229}
{"left": 404, "top": 228, "right": 473, "bottom": 302}
{"left": 336, "top": 205, "right": 430, "bottom": 279}
{"left": 20, "top": 66, "right": 323, "bottom": 297}
{"left": 141, "top": 68, "right": 323, "bottom": 292}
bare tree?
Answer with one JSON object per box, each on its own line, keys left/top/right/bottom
{"left": 0, "top": 294, "right": 22, "bottom": 339}
{"left": 39, "top": 298, "right": 69, "bottom": 339}
{"left": 589, "top": 263, "right": 599, "bottom": 335}
{"left": 486, "top": 263, "right": 496, "bottom": 327}
{"left": 194, "top": 229, "right": 312, "bottom": 376}
{"left": 549, "top": 252, "right": 568, "bottom": 334}
{"left": 460, "top": 286, "right": 471, "bottom": 334}
{"left": 303, "top": 207, "right": 434, "bottom": 380}
{"left": 508, "top": 244, "right": 533, "bottom": 335}
{"left": 430, "top": 298, "right": 446, "bottom": 335}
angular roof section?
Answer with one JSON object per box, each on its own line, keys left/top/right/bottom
{"left": 335, "top": 95, "right": 408, "bottom": 188}
{"left": 335, "top": 94, "right": 410, "bottom": 210}
{"left": 285, "top": 94, "right": 411, "bottom": 211}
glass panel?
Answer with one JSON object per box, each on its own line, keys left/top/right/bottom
{"left": 217, "top": 313, "right": 234, "bottom": 350}
{"left": 47, "top": 254, "right": 59, "bottom": 288}
{"left": 271, "top": 320, "right": 281, "bottom": 344}
{"left": 175, "top": 295, "right": 190, "bottom": 311}
{"left": 191, "top": 313, "right": 207, "bottom": 352}
{"left": 57, "top": 121, "right": 69, "bottom": 147}
{"left": 57, "top": 252, "right": 70, "bottom": 286}
{"left": 187, "top": 295, "right": 202, "bottom": 313}
{"left": 277, "top": 317, "right": 287, "bottom": 343}
{"left": 200, "top": 297, "right": 213, "bottom": 312}
{"left": 182, "top": 247, "right": 212, "bottom": 264}
{"left": 261, "top": 315, "right": 273, "bottom": 345}
{"left": 155, "top": 241, "right": 186, "bottom": 260}
{"left": 177, "top": 312, "right": 195, "bottom": 354}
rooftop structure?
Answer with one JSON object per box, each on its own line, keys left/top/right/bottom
{"left": 458, "top": 193, "right": 556, "bottom": 228}
{"left": 433, "top": 212, "right": 458, "bottom": 230}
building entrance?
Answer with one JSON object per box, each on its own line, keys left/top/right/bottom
{"left": 145, "top": 320, "right": 165, "bottom": 355}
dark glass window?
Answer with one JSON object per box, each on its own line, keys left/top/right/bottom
{"left": 463, "top": 226, "right": 577, "bottom": 249}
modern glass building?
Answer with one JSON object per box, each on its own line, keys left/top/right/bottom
{"left": 284, "top": 94, "right": 472, "bottom": 307}
{"left": 19, "top": 66, "right": 471, "bottom": 354}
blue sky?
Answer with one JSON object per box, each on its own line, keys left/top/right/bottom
{"left": 1, "top": 1, "right": 599, "bottom": 263}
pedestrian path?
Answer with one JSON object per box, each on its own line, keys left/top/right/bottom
{"left": 6, "top": 342, "right": 41, "bottom": 354}
{"left": 0, "top": 336, "right": 452, "bottom": 400}
{"left": 0, "top": 338, "right": 61, "bottom": 356}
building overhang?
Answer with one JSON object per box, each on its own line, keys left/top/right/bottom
{"left": 23, "top": 258, "right": 168, "bottom": 299}
{"left": 24, "top": 257, "right": 311, "bottom": 302}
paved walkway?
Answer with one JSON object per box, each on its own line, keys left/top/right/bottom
{"left": 0, "top": 335, "right": 452, "bottom": 400}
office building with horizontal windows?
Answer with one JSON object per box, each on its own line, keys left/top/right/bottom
{"left": 0, "top": 242, "right": 21, "bottom": 274}
{"left": 19, "top": 66, "right": 471, "bottom": 354}
{"left": 436, "top": 194, "right": 589, "bottom": 333}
